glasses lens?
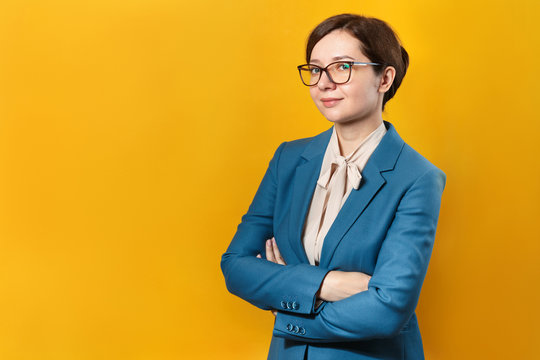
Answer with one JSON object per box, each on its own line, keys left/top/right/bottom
{"left": 299, "top": 65, "right": 320, "bottom": 86}
{"left": 327, "top": 62, "right": 351, "bottom": 84}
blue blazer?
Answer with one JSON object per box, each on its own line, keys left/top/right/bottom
{"left": 221, "top": 121, "right": 446, "bottom": 360}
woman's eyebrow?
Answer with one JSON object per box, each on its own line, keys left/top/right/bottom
{"left": 310, "top": 55, "right": 355, "bottom": 64}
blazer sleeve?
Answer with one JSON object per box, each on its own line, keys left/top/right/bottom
{"left": 221, "top": 142, "right": 330, "bottom": 315}
{"left": 272, "top": 167, "right": 447, "bottom": 341}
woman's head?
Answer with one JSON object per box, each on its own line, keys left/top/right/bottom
{"left": 305, "top": 14, "right": 409, "bottom": 113}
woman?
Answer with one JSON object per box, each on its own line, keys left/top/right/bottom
{"left": 221, "top": 13, "right": 446, "bottom": 360}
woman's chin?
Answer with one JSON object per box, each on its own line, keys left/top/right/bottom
{"left": 323, "top": 115, "right": 355, "bottom": 124}
{"left": 322, "top": 111, "right": 378, "bottom": 126}
{"left": 319, "top": 108, "right": 358, "bottom": 124}
{"left": 319, "top": 111, "right": 347, "bottom": 123}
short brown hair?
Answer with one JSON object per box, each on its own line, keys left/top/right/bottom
{"left": 306, "top": 14, "right": 409, "bottom": 111}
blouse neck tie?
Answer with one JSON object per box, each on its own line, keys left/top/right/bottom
{"left": 317, "top": 155, "right": 363, "bottom": 191}
{"left": 304, "top": 123, "right": 387, "bottom": 265}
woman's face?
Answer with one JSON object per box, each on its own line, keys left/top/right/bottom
{"left": 308, "top": 30, "right": 384, "bottom": 125}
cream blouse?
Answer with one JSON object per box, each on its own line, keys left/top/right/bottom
{"left": 302, "top": 122, "right": 387, "bottom": 265}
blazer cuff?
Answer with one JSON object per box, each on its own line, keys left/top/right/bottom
{"left": 276, "top": 264, "right": 329, "bottom": 315}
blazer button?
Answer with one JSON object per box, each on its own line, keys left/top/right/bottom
{"left": 293, "top": 325, "right": 300, "bottom": 333}
{"left": 287, "top": 302, "right": 293, "bottom": 309}
{"left": 280, "top": 301, "right": 287, "bottom": 309}
{"left": 292, "top": 301, "right": 299, "bottom": 310}
{"left": 299, "top": 327, "right": 306, "bottom": 335}
{"left": 286, "top": 323, "right": 293, "bottom": 331}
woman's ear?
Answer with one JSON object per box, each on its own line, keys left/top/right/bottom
{"left": 378, "top": 66, "right": 396, "bottom": 93}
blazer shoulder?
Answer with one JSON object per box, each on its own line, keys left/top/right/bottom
{"left": 281, "top": 134, "right": 316, "bottom": 155}
{"left": 281, "top": 127, "right": 333, "bottom": 158}
{"left": 273, "top": 136, "right": 315, "bottom": 176}
{"left": 269, "top": 129, "right": 331, "bottom": 182}
{"left": 396, "top": 142, "right": 446, "bottom": 185}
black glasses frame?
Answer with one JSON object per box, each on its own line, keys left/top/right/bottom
{"left": 297, "top": 60, "right": 383, "bottom": 86}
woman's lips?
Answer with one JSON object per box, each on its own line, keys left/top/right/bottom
{"left": 321, "top": 98, "right": 343, "bottom": 107}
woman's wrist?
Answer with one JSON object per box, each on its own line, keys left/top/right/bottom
{"left": 317, "top": 271, "right": 338, "bottom": 302}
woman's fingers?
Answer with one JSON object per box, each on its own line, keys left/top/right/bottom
{"left": 263, "top": 237, "right": 286, "bottom": 265}
{"left": 265, "top": 239, "right": 276, "bottom": 263}
{"left": 271, "top": 238, "right": 287, "bottom": 265}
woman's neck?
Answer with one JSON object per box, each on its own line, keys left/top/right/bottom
{"left": 334, "top": 117, "right": 384, "bottom": 157}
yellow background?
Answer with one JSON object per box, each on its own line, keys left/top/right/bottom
{"left": 1, "top": 0, "right": 539, "bottom": 359}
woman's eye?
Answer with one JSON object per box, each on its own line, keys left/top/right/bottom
{"left": 338, "top": 63, "right": 351, "bottom": 71}
{"left": 310, "top": 68, "right": 320, "bottom": 75}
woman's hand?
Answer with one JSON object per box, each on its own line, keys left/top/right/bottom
{"left": 317, "top": 271, "right": 372, "bottom": 302}
{"left": 256, "top": 237, "right": 287, "bottom": 265}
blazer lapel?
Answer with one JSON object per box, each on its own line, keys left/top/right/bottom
{"left": 288, "top": 127, "right": 333, "bottom": 263}
{"left": 318, "top": 120, "right": 406, "bottom": 268}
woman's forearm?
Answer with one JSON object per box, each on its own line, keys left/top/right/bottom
{"left": 317, "top": 270, "right": 371, "bottom": 302}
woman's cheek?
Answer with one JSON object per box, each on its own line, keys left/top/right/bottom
{"left": 309, "top": 88, "right": 318, "bottom": 102}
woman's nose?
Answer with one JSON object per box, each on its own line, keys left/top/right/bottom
{"left": 317, "top": 70, "right": 337, "bottom": 90}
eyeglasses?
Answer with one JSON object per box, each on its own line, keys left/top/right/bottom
{"left": 297, "top": 61, "right": 382, "bottom": 86}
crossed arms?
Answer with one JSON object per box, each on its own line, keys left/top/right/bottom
{"left": 221, "top": 142, "right": 446, "bottom": 342}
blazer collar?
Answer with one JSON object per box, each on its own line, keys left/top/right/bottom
{"left": 288, "top": 120, "right": 405, "bottom": 266}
